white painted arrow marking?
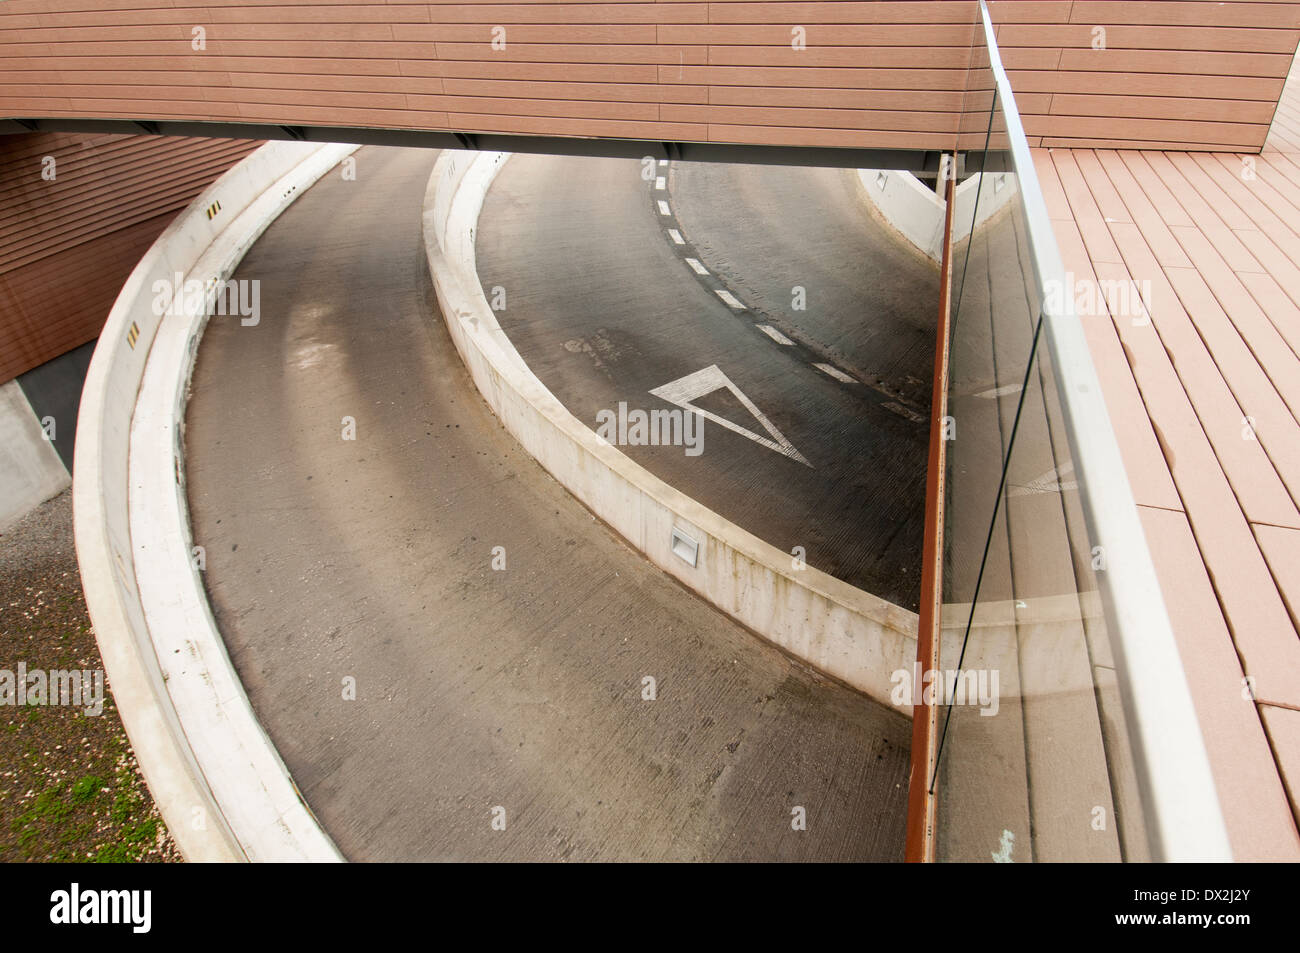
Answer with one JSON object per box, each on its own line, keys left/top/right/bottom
{"left": 649, "top": 365, "right": 812, "bottom": 467}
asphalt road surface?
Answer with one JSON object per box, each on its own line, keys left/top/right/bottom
{"left": 184, "top": 145, "right": 911, "bottom": 861}
{"left": 477, "top": 155, "right": 935, "bottom": 610}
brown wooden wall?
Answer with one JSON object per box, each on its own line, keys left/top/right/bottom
{"left": 0, "top": 1, "right": 1297, "bottom": 154}
{"left": 0, "top": 133, "right": 259, "bottom": 383}
{"left": 997, "top": 1, "right": 1300, "bottom": 149}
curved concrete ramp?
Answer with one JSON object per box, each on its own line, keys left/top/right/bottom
{"left": 184, "top": 145, "right": 909, "bottom": 861}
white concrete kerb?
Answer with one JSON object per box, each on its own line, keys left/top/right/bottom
{"left": 76, "top": 141, "right": 357, "bottom": 862}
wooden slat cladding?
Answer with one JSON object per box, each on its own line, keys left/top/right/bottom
{"left": 1, "top": 2, "right": 1298, "bottom": 152}
{"left": 0, "top": 133, "right": 258, "bottom": 383}
{"left": 996, "top": 0, "right": 1300, "bottom": 149}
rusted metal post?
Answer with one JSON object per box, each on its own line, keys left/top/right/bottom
{"left": 904, "top": 157, "right": 957, "bottom": 863}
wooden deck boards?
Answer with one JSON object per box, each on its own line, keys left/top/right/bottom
{"left": 1037, "top": 54, "right": 1300, "bottom": 856}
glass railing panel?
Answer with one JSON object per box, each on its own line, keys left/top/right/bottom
{"left": 1031, "top": 336, "right": 1151, "bottom": 862}
{"left": 925, "top": 0, "right": 1220, "bottom": 862}
{"left": 938, "top": 139, "right": 1044, "bottom": 862}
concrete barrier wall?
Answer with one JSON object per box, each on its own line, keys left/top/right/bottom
{"left": 0, "top": 379, "right": 69, "bottom": 530}
{"left": 858, "top": 168, "right": 1020, "bottom": 263}
{"left": 858, "top": 169, "right": 948, "bottom": 262}
{"left": 424, "top": 151, "right": 918, "bottom": 710}
{"left": 73, "top": 141, "right": 351, "bottom": 862}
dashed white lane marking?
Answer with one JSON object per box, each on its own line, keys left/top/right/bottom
{"left": 659, "top": 159, "right": 668, "bottom": 167}
{"left": 650, "top": 364, "right": 812, "bottom": 467}
{"left": 715, "top": 289, "right": 745, "bottom": 309}
{"left": 814, "top": 363, "right": 857, "bottom": 384}
{"left": 757, "top": 324, "right": 794, "bottom": 345}
{"left": 651, "top": 169, "right": 860, "bottom": 399}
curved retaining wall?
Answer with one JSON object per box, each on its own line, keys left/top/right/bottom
{"left": 74, "top": 141, "right": 354, "bottom": 862}
{"left": 858, "top": 168, "right": 1019, "bottom": 262}
{"left": 423, "top": 151, "right": 918, "bottom": 710}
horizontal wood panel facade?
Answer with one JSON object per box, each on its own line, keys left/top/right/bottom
{"left": 0, "top": 1, "right": 1297, "bottom": 152}
{"left": 0, "top": 132, "right": 258, "bottom": 383}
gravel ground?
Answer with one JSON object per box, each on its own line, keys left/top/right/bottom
{"left": 0, "top": 489, "right": 179, "bottom": 862}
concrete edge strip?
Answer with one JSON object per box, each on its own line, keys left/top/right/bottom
{"left": 75, "top": 141, "right": 355, "bottom": 862}
{"left": 422, "top": 150, "right": 919, "bottom": 711}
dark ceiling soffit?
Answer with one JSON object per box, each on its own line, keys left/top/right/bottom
{"left": 0, "top": 116, "right": 992, "bottom": 175}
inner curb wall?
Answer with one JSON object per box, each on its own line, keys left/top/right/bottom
{"left": 74, "top": 141, "right": 355, "bottom": 862}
